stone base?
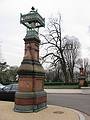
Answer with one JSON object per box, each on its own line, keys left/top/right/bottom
{"left": 14, "top": 91, "right": 47, "bottom": 112}
{"left": 79, "top": 80, "right": 85, "bottom": 87}
{"left": 79, "top": 80, "right": 88, "bottom": 87}
{"left": 14, "top": 102, "right": 47, "bottom": 113}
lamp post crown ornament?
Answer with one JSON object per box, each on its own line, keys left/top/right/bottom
{"left": 20, "top": 7, "right": 45, "bottom": 30}
{"left": 31, "top": 6, "right": 35, "bottom": 11}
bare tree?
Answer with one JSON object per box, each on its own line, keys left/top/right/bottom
{"left": 78, "top": 58, "right": 89, "bottom": 73}
{"left": 83, "top": 58, "right": 89, "bottom": 72}
{"left": 63, "top": 36, "right": 80, "bottom": 82}
{"left": 76, "top": 58, "right": 89, "bottom": 70}
{"left": 76, "top": 58, "right": 83, "bottom": 68}
{"left": 41, "top": 15, "right": 81, "bottom": 83}
{"left": 41, "top": 16, "right": 69, "bottom": 83}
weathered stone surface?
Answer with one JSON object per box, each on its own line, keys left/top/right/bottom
{"left": 15, "top": 91, "right": 47, "bottom": 99}
{"left": 14, "top": 105, "right": 33, "bottom": 113}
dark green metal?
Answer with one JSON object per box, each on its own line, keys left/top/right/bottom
{"left": 20, "top": 7, "right": 45, "bottom": 29}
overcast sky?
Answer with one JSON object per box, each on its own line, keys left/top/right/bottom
{"left": 0, "top": 0, "right": 90, "bottom": 66}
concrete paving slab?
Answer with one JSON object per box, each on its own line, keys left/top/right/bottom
{"left": 0, "top": 101, "right": 80, "bottom": 120}
{"left": 45, "top": 89, "right": 82, "bottom": 94}
{"left": 45, "top": 88, "right": 90, "bottom": 94}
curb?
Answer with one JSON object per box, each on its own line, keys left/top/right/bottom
{"left": 45, "top": 89, "right": 82, "bottom": 94}
{"left": 45, "top": 89, "right": 90, "bottom": 94}
{"left": 72, "top": 109, "right": 85, "bottom": 120}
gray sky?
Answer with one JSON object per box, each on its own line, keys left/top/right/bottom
{"left": 0, "top": 0, "right": 90, "bottom": 66}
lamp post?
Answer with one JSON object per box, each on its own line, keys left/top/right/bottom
{"left": 14, "top": 7, "right": 47, "bottom": 112}
{"left": 78, "top": 67, "right": 86, "bottom": 87}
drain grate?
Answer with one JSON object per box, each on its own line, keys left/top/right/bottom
{"left": 53, "top": 111, "right": 64, "bottom": 114}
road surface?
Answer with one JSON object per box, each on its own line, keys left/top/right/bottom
{"left": 47, "top": 93, "right": 90, "bottom": 115}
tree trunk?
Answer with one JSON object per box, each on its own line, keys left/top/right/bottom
{"left": 60, "top": 59, "right": 68, "bottom": 83}
{"left": 60, "top": 50, "right": 69, "bottom": 83}
{"left": 69, "top": 70, "right": 74, "bottom": 82}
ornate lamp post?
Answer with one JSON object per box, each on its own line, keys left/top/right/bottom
{"left": 78, "top": 67, "right": 86, "bottom": 87}
{"left": 14, "top": 7, "right": 47, "bottom": 112}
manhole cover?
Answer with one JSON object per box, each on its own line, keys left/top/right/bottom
{"left": 53, "top": 111, "right": 64, "bottom": 114}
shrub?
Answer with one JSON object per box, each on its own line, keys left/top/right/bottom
{"left": 44, "top": 82, "right": 79, "bottom": 86}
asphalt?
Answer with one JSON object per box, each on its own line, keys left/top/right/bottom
{"left": 45, "top": 88, "right": 90, "bottom": 120}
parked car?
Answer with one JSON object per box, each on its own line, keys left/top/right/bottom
{"left": 4, "top": 84, "right": 18, "bottom": 92}
{"left": 0, "top": 83, "right": 5, "bottom": 90}
{"left": 0, "top": 84, "right": 18, "bottom": 101}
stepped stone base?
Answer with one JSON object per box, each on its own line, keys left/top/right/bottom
{"left": 14, "top": 91, "right": 47, "bottom": 112}
{"left": 14, "top": 103, "right": 47, "bottom": 113}
{"left": 79, "top": 80, "right": 85, "bottom": 87}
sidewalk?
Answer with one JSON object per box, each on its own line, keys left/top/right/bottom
{"left": 0, "top": 101, "right": 83, "bottom": 120}
{"left": 45, "top": 89, "right": 82, "bottom": 94}
{"left": 45, "top": 88, "right": 90, "bottom": 94}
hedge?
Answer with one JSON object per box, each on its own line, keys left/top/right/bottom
{"left": 44, "top": 81, "right": 90, "bottom": 86}
{"left": 44, "top": 82, "right": 79, "bottom": 86}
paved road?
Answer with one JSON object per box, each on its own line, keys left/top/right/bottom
{"left": 47, "top": 93, "right": 90, "bottom": 115}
